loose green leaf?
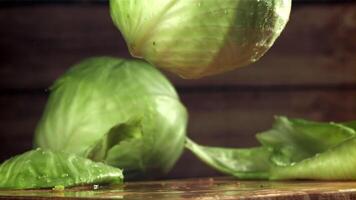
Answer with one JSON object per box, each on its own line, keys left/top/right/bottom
{"left": 110, "top": 0, "right": 291, "bottom": 78}
{"left": 187, "top": 116, "right": 356, "bottom": 180}
{"left": 341, "top": 120, "right": 356, "bottom": 131}
{"left": 0, "top": 149, "right": 123, "bottom": 189}
{"left": 186, "top": 139, "right": 272, "bottom": 179}
{"left": 270, "top": 137, "right": 356, "bottom": 180}
{"left": 256, "top": 116, "right": 355, "bottom": 165}
{"left": 34, "top": 57, "right": 188, "bottom": 179}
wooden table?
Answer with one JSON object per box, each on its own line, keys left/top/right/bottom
{"left": 0, "top": 177, "right": 356, "bottom": 200}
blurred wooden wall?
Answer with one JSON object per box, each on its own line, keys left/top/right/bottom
{"left": 0, "top": 1, "right": 356, "bottom": 178}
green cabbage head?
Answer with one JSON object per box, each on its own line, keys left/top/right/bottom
{"left": 110, "top": 0, "right": 291, "bottom": 78}
{"left": 34, "top": 57, "right": 188, "bottom": 180}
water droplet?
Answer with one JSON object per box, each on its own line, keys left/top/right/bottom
{"left": 61, "top": 173, "right": 69, "bottom": 178}
{"left": 224, "top": 10, "right": 228, "bottom": 15}
{"left": 197, "top": 2, "right": 201, "bottom": 7}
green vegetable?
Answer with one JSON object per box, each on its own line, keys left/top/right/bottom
{"left": 185, "top": 140, "right": 272, "bottom": 179}
{"left": 269, "top": 137, "right": 356, "bottom": 180}
{"left": 110, "top": 0, "right": 291, "bottom": 78}
{"left": 34, "top": 57, "right": 187, "bottom": 180}
{"left": 52, "top": 185, "right": 65, "bottom": 191}
{"left": 0, "top": 149, "right": 123, "bottom": 189}
{"left": 186, "top": 116, "right": 356, "bottom": 180}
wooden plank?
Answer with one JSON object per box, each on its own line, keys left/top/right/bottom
{"left": 2, "top": 89, "right": 356, "bottom": 178}
{"left": 1, "top": 178, "right": 356, "bottom": 199}
{"left": 0, "top": 0, "right": 353, "bottom": 5}
{"left": 0, "top": 4, "right": 130, "bottom": 90}
{"left": 0, "top": 4, "right": 356, "bottom": 89}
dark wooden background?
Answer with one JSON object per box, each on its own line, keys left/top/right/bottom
{"left": 1, "top": 0, "right": 356, "bottom": 179}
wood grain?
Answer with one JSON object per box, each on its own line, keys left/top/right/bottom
{"left": 0, "top": 3, "right": 356, "bottom": 89}
{"left": 1, "top": 0, "right": 353, "bottom": 4}
{"left": 1, "top": 178, "right": 356, "bottom": 200}
{"left": 2, "top": 88, "right": 356, "bottom": 178}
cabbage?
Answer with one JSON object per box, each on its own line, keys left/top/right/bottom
{"left": 34, "top": 57, "right": 188, "bottom": 180}
{"left": 0, "top": 148, "right": 123, "bottom": 189}
{"left": 186, "top": 116, "right": 356, "bottom": 180}
{"left": 110, "top": 0, "right": 291, "bottom": 78}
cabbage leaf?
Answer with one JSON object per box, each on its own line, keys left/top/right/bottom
{"left": 0, "top": 149, "right": 123, "bottom": 189}
{"left": 187, "top": 116, "right": 356, "bottom": 180}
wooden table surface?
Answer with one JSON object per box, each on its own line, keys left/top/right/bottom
{"left": 0, "top": 177, "right": 356, "bottom": 200}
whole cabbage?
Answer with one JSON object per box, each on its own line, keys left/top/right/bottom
{"left": 34, "top": 57, "right": 188, "bottom": 179}
{"left": 110, "top": 0, "right": 291, "bottom": 78}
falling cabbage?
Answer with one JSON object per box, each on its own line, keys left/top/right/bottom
{"left": 34, "top": 57, "right": 188, "bottom": 180}
{"left": 186, "top": 116, "right": 356, "bottom": 180}
{"left": 110, "top": 0, "right": 291, "bottom": 78}
{"left": 0, "top": 148, "right": 123, "bottom": 189}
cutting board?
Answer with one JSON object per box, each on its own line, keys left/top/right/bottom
{"left": 0, "top": 177, "right": 356, "bottom": 200}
